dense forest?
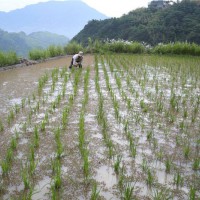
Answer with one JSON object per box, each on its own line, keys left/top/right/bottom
{"left": 0, "top": 29, "right": 69, "bottom": 57}
{"left": 73, "top": 1, "right": 200, "bottom": 46}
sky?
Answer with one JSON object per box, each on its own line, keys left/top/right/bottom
{"left": 0, "top": 0, "right": 150, "bottom": 17}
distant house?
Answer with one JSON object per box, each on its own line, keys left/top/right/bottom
{"left": 148, "top": 0, "right": 175, "bottom": 9}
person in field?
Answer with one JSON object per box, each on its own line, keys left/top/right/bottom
{"left": 69, "top": 51, "right": 83, "bottom": 69}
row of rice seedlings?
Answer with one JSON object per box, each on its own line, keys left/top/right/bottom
{"left": 50, "top": 68, "right": 82, "bottom": 199}
{"left": 104, "top": 56, "right": 174, "bottom": 194}
{"left": 0, "top": 130, "right": 19, "bottom": 176}
{"left": 123, "top": 56, "right": 198, "bottom": 191}
{"left": 4, "top": 68, "right": 70, "bottom": 198}
{"left": 79, "top": 69, "right": 90, "bottom": 181}
{"left": 95, "top": 58, "right": 115, "bottom": 159}
{"left": 6, "top": 70, "right": 51, "bottom": 128}
{"left": 60, "top": 68, "right": 79, "bottom": 129}
{"left": 0, "top": 68, "right": 70, "bottom": 198}
{"left": 112, "top": 56, "right": 175, "bottom": 160}
{"left": 0, "top": 119, "right": 4, "bottom": 132}
{"left": 105, "top": 55, "right": 200, "bottom": 198}
{"left": 99, "top": 56, "right": 137, "bottom": 199}
{"left": 101, "top": 58, "right": 121, "bottom": 123}
{"left": 104, "top": 57, "right": 152, "bottom": 198}
{"left": 38, "top": 73, "right": 48, "bottom": 96}
{"left": 103, "top": 56, "right": 140, "bottom": 161}
{"left": 21, "top": 144, "right": 38, "bottom": 189}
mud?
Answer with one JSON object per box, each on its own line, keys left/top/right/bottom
{"left": 0, "top": 54, "right": 199, "bottom": 200}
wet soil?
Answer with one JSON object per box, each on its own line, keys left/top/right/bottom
{"left": 0, "top": 54, "right": 199, "bottom": 200}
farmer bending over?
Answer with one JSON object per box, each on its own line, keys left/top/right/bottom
{"left": 69, "top": 51, "right": 83, "bottom": 69}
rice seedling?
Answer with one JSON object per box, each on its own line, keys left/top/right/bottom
{"left": 10, "top": 136, "right": 17, "bottom": 150}
{"left": 122, "top": 183, "right": 134, "bottom": 200}
{"left": 56, "top": 138, "right": 64, "bottom": 160}
{"left": 33, "top": 125, "right": 40, "bottom": 148}
{"left": 107, "top": 139, "right": 114, "bottom": 159}
{"left": 32, "top": 93, "right": 36, "bottom": 101}
{"left": 189, "top": 186, "right": 196, "bottom": 200}
{"left": 62, "top": 107, "right": 69, "bottom": 129}
{"left": 29, "top": 145, "right": 35, "bottom": 162}
{"left": 179, "top": 120, "right": 185, "bottom": 130}
{"left": 14, "top": 103, "right": 20, "bottom": 114}
{"left": 152, "top": 138, "right": 158, "bottom": 150}
{"left": 165, "top": 158, "right": 172, "bottom": 173}
{"left": 40, "top": 120, "right": 46, "bottom": 132}
{"left": 192, "top": 158, "right": 200, "bottom": 170}
{"left": 90, "top": 182, "right": 100, "bottom": 200}
{"left": 0, "top": 119, "right": 4, "bottom": 132}
{"left": 36, "top": 101, "right": 40, "bottom": 112}
{"left": 130, "top": 144, "right": 137, "bottom": 158}
{"left": 118, "top": 171, "right": 125, "bottom": 191}
{"left": 147, "top": 130, "right": 153, "bottom": 141}
{"left": 183, "top": 145, "right": 190, "bottom": 159}
{"left": 22, "top": 122, "right": 27, "bottom": 133}
{"left": 6, "top": 148, "right": 13, "bottom": 164}
{"left": 146, "top": 168, "right": 154, "bottom": 187}
{"left": 52, "top": 164, "right": 62, "bottom": 190}
{"left": 7, "top": 109, "right": 14, "bottom": 125}
{"left": 0, "top": 160, "right": 10, "bottom": 176}
{"left": 21, "top": 165, "right": 31, "bottom": 190}
{"left": 156, "top": 149, "right": 164, "bottom": 161}
{"left": 173, "top": 171, "right": 184, "bottom": 187}
{"left": 151, "top": 188, "right": 173, "bottom": 200}
{"left": 83, "top": 149, "right": 90, "bottom": 180}
{"left": 142, "top": 158, "right": 149, "bottom": 173}
{"left": 29, "top": 158, "right": 37, "bottom": 176}
{"left": 114, "top": 155, "right": 122, "bottom": 175}
{"left": 17, "top": 188, "right": 34, "bottom": 200}
{"left": 140, "top": 99, "right": 148, "bottom": 113}
{"left": 51, "top": 158, "right": 61, "bottom": 175}
{"left": 21, "top": 98, "right": 26, "bottom": 109}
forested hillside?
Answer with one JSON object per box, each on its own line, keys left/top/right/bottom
{"left": 73, "top": 1, "right": 200, "bottom": 45}
{"left": 0, "top": 29, "right": 69, "bottom": 57}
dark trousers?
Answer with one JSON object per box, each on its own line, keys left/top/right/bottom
{"left": 69, "top": 58, "right": 82, "bottom": 68}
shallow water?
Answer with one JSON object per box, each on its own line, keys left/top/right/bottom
{"left": 0, "top": 54, "right": 199, "bottom": 200}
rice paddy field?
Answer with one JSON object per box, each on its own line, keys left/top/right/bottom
{"left": 0, "top": 54, "right": 199, "bottom": 200}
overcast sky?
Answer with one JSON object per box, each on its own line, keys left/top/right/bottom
{"left": 0, "top": 0, "right": 150, "bottom": 17}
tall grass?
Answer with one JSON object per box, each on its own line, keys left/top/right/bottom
{"left": 29, "top": 45, "right": 64, "bottom": 60}
{"left": 152, "top": 42, "right": 200, "bottom": 56}
{"left": 63, "top": 41, "right": 84, "bottom": 55}
{"left": 0, "top": 51, "right": 19, "bottom": 67}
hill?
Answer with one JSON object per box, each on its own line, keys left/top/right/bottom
{"left": 72, "top": 1, "right": 200, "bottom": 45}
{"left": 0, "top": 0, "right": 107, "bottom": 39}
{"left": 0, "top": 29, "right": 69, "bottom": 57}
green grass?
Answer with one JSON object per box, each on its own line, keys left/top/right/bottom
{"left": 0, "top": 51, "right": 19, "bottom": 67}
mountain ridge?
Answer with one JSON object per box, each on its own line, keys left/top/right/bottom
{"left": 0, "top": 0, "right": 108, "bottom": 38}
{"left": 0, "top": 29, "right": 69, "bottom": 57}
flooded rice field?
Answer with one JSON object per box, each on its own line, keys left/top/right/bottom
{"left": 0, "top": 54, "right": 199, "bottom": 200}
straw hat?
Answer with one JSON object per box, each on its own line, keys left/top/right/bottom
{"left": 78, "top": 51, "right": 83, "bottom": 56}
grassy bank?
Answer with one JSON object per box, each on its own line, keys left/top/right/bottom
{"left": 0, "top": 51, "right": 19, "bottom": 67}
{"left": 1, "top": 41, "right": 200, "bottom": 66}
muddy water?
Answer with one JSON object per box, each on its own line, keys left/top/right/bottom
{"left": 0, "top": 55, "right": 93, "bottom": 118}
{"left": 0, "top": 54, "right": 199, "bottom": 200}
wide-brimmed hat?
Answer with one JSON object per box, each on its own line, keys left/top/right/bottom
{"left": 78, "top": 51, "right": 83, "bottom": 56}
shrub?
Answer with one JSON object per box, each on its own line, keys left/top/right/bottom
{"left": 63, "top": 41, "right": 84, "bottom": 55}
{"left": 0, "top": 51, "right": 19, "bottom": 67}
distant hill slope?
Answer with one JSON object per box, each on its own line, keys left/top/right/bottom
{"left": 73, "top": 1, "right": 200, "bottom": 45}
{"left": 0, "top": 29, "right": 69, "bottom": 57}
{"left": 0, "top": 0, "right": 107, "bottom": 39}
